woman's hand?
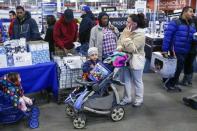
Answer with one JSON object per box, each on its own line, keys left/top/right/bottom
{"left": 123, "top": 25, "right": 132, "bottom": 38}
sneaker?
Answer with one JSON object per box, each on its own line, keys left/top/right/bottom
{"left": 132, "top": 101, "right": 143, "bottom": 107}
{"left": 119, "top": 99, "right": 131, "bottom": 106}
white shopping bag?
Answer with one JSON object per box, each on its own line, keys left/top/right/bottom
{"left": 151, "top": 52, "right": 177, "bottom": 78}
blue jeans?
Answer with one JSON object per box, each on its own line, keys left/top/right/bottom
{"left": 123, "top": 67, "right": 144, "bottom": 103}
{"left": 77, "top": 42, "right": 89, "bottom": 56}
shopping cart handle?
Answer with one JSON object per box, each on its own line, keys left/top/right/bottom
{"left": 75, "top": 77, "right": 96, "bottom": 86}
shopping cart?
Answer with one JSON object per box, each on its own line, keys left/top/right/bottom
{"left": 0, "top": 91, "right": 40, "bottom": 129}
{"left": 53, "top": 55, "right": 86, "bottom": 103}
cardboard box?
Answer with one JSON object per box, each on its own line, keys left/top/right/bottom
{"left": 0, "top": 46, "right": 6, "bottom": 54}
{"left": 13, "top": 52, "right": 32, "bottom": 67}
{"left": 0, "top": 54, "right": 7, "bottom": 68}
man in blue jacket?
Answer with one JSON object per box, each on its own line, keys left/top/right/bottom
{"left": 12, "top": 6, "right": 41, "bottom": 41}
{"left": 162, "top": 6, "right": 196, "bottom": 91}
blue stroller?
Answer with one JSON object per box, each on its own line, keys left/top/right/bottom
{"left": 65, "top": 52, "right": 128, "bottom": 129}
{"left": 0, "top": 80, "right": 40, "bottom": 129}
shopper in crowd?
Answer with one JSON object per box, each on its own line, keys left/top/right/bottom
{"left": 8, "top": 10, "right": 16, "bottom": 38}
{"left": 162, "top": 6, "right": 196, "bottom": 91}
{"left": 0, "top": 72, "right": 33, "bottom": 112}
{"left": 12, "top": 6, "right": 41, "bottom": 41}
{"left": 181, "top": 16, "right": 197, "bottom": 86}
{"left": 89, "top": 12, "right": 119, "bottom": 60}
{"left": 53, "top": 9, "right": 78, "bottom": 56}
{"left": 44, "top": 15, "right": 56, "bottom": 58}
{"left": 117, "top": 13, "right": 146, "bottom": 107}
{"left": 78, "top": 5, "right": 95, "bottom": 56}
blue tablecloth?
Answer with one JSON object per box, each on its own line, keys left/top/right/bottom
{"left": 0, "top": 62, "right": 58, "bottom": 98}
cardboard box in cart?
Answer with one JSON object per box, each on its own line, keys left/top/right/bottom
{"left": 150, "top": 52, "right": 177, "bottom": 78}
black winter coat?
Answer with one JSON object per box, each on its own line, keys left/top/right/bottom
{"left": 79, "top": 12, "right": 95, "bottom": 43}
{"left": 13, "top": 11, "right": 41, "bottom": 41}
{"left": 44, "top": 25, "right": 55, "bottom": 52}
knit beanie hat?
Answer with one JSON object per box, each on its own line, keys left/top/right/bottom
{"left": 88, "top": 47, "right": 98, "bottom": 56}
{"left": 82, "top": 6, "right": 91, "bottom": 13}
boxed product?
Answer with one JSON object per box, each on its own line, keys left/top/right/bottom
{"left": 0, "top": 46, "right": 6, "bottom": 54}
{"left": 7, "top": 54, "right": 14, "bottom": 67}
{"left": 150, "top": 52, "right": 177, "bottom": 78}
{"left": 0, "top": 54, "right": 7, "bottom": 68}
{"left": 13, "top": 52, "right": 32, "bottom": 67}
{"left": 89, "top": 62, "right": 112, "bottom": 82}
{"left": 28, "top": 41, "right": 50, "bottom": 64}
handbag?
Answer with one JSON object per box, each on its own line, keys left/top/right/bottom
{"left": 129, "top": 43, "right": 145, "bottom": 70}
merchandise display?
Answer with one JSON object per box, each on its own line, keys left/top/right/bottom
{"left": 0, "top": 40, "right": 51, "bottom": 68}
{"left": 145, "top": 34, "right": 164, "bottom": 59}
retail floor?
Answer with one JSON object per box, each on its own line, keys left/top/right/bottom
{"left": 1, "top": 73, "right": 197, "bottom": 131}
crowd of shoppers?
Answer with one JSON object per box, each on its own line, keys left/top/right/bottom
{"left": 1, "top": 5, "right": 196, "bottom": 108}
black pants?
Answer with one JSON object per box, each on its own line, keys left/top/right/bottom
{"left": 184, "top": 52, "right": 196, "bottom": 75}
{"left": 166, "top": 53, "right": 187, "bottom": 87}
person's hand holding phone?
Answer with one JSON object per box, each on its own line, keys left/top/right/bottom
{"left": 123, "top": 24, "right": 132, "bottom": 38}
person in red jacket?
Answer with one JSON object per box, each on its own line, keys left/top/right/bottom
{"left": 53, "top": 9, "right": 78, "bottom": 56}
{"left": 8, "top": 10, "right": 16, "bottom": 39}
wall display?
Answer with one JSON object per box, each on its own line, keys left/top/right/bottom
{"left": 135, "top": 1, "right": 147, "bottom": 15}
{"left": 159, "top": 0, "right": 187, "bottom": 10}
{"left": 109, "top": 17, "right": 127, "bottom": 32}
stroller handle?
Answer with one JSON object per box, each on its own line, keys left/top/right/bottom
{"left": 75, "top": 77, "right": 96, "bottom": 86}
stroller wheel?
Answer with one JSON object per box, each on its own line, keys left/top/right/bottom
{"left": 110, "top": 106, "right": 125, "bottom": 122}
{"left": 65, "top": 105, "right": 75, "bottom": 117}
{"left": 32, "top": 107, "right": 40, "bottom": 114}
{"left": 73, "top": 113, "right": 86, "bottom": 129}
{"left": 29, "top": 118, "right": 39, "bottom": 129}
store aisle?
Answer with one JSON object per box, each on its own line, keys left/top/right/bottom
{"left": 1, "top": 73, "right": 197, "bottom": 131}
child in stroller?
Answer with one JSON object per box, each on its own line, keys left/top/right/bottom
{"left": 0, "top": 72, "right": 40, "bottom": 128}
{"left": 65, "top": 51, "right": 128, "bottom": 129}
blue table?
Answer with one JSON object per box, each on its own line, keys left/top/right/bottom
{"left": 0, "top": 62, "right": 58, "bottom": 98}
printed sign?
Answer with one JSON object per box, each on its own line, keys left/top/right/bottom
{"left": 135, "top": 1, "right": 147, "bottom": 15}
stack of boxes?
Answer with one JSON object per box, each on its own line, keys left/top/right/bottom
{"left": 28, "top": 41, "right": 50, "bottom": 64}
{"left": 0, "top": 39, "right": 51, "bottom": 68}
{"left": 1, "top": 39, "right": 32, "bottom": 67}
